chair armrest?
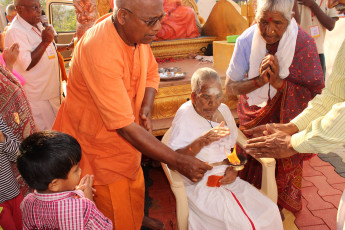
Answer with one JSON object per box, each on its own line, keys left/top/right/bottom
{"left": 161, "top": 163, "right": 189, "bottom": 230}
{"left": 161, "top": 163, "right": 184, "bottom": 188}
{"left": 236, "top": 128, "right": 278, "bottom": 203}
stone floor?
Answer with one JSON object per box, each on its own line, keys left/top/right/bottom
{"left": 145, "top": 16, "right": 345, "bottom": 230}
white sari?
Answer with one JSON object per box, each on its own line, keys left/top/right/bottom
{"left": 169, "top": 101, "right": 283, "bottom": 230}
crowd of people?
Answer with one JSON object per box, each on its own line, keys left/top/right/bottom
{"left": 0, "top": 0, "right": 344, "bottom": 229}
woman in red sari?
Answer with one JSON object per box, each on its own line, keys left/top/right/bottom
{"left": 225, "top": 0, "right": 324, "bottom": 212}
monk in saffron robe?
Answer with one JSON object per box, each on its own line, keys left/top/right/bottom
{"left": 155, "top": 0, "right": 199, "bottom": 41}
{"left": 53, "top": 0, "right": 211, "bottom": 229}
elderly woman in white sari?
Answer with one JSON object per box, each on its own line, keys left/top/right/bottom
{"left": 168, "top": 67, "right": 283, "bottom": 230}
{"left": 225, "top": 0, "right": 324, "bottom": 213}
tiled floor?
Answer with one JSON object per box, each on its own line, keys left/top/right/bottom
{"left": 147, "top": 155, "right": 345, "bottom": 229}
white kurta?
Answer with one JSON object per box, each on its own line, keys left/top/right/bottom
{"left": 5, "top": 15, "right": 60, "bottom": 130}
{"left": 169, "top": 101, "right": 283, "bottom": 230}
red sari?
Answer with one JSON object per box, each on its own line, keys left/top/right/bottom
{"left": 237, "top": 28, "right": 324, "bottom": 212}
{"left": 0, "top": 63, "right": 37, "bottom": 196}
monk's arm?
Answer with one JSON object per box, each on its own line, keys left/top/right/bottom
{"left": 117, "top": 123, "right": 179, "bottom": 163}
{"left": 139, "top": 87, "right": 156, "bottom": 132}
{"left": 116, "top": 122, "right": 212, "bottom": 181}
{"left": 141, "top": 87, "right": 156, "bottom": 115}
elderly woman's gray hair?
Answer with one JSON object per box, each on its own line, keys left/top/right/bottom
{"left": 255, "top": 0, "right": 294, "bottom": 22}
{"left": 191, "top": 67, "right": 222, "bottom": 94}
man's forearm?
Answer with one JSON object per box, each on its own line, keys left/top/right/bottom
{"left": 27, "top": 42, "right": 49, "bottom": 71}
{"left": 310, "top": 3, "right": 336, "bottom": 31}
{"left": 116, "top": 122, "right": 178, "bottom": 166}
{"left": 141, "top": 87, "right": 156, "bottom": 112}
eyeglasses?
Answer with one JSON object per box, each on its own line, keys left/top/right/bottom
{"left": 19, "top": 4, "right": 42, "bottom": 12}
{"left": 122, "top": 8, "right": 166, "bottom": 27}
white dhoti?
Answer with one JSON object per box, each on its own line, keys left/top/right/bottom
{"left": 29, "top": 97, "right": 60, "bottom": 131}
{"left": 169, "top": 101, "right": 283, "bottom": 230}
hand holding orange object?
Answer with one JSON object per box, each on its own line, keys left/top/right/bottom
{"left": 220, "top": 167, "right": 238, "bottom": 185}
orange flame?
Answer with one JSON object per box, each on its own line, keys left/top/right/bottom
{"left": 226, "top": 146, "right": 240, "bottom": 165}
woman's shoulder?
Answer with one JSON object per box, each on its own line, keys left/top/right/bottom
{"left": 296, "top": 26, "right": 315, "bottom": 47}
{"left": 237, "top": 24, "right": 256, "bottom": 44}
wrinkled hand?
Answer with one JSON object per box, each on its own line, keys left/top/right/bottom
{"left": 0, "top": 131, "right": 5, "bottom": 143}
{"left": 297, "top": 0, "right": 316, "bottom": 8}
{"left": 41, "top": 26, "right": 55, "bottom": 45}
{"left": 139, "top": 106, "right": 152, "bottom": 133}
{"left": 266, "top": 55, "right": 283, "bottom": 89}
{"left": 244, "top": 124, "right": 298, "bottom": 158}
{"left": 3, "top": 43, "right": 19, "bottom": 71}
{"left": 198, "top": 121, "right": 230, "bottom": 146}
{"left": 174, "top": 154, "right": 212, "bottom": 182}
{"left": 258, "top": 55, "right": 271, "bottom": 86}
{"left": 76, "top": 174, "right": 95, "bottom": 201}
{"left": 220, "top": 166, "right": 238, "bottom": 185}
{"left": 243, "top": 122, "right": 299, "bottom": 138}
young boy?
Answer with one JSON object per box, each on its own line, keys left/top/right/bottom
{"left": 17, "top": 131, "right": 113, "bottom": 230}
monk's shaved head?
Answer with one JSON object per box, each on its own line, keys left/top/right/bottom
{"left": 116, "top": 0, "right": 163, "bottom": 12}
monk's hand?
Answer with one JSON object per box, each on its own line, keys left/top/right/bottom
{"left": 244, "top": 124, "right": 298, "bottom": 159}
{"left": 220, "top": 166, "right": 238, "bottom": 185}
{"left": 174, "top": 154, "right": 212, "bottom": 182}
{"left": 244, "top": 123, "right": 299, "bottom": 138}
{"left": 199, "top": 121, "right": 230, "bottom": 146}
{"left": 139, "top": 106, "right": 152, "bottom": 133}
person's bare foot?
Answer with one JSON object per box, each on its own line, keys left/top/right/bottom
{"left": 142, "top": 216, "right": 165, "bottom": 230}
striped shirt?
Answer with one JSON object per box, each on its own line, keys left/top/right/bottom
{"left": 21, "top": 190, "right": 113, "bottom": 230}
{"left": 0, "top": 116, "right": 20, "bottom": 204}
{"left": 291, "top": 39, "right": 345, "bottom": 153}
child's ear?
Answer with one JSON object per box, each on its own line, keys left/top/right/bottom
{"left": 48, "top": 179, "right": 61, "bottom": 192}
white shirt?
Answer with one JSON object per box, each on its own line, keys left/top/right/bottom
{"left": 4, "top": 15, "right": 60, "bottom": 101}
{"left": 299, "top": 0, "right": 338, "bottom": 54}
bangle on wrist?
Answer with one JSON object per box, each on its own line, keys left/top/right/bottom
{"left": 188, "top": 145, "right": 196, "bottom": 154}
{"left": 253, "top": 77, "right": 260, "bottom": 88}
{"left": 277, "top": 79, "right": 286, "bottom": 91}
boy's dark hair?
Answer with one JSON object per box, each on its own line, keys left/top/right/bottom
{"left": 17, "top": 131, "right": 81, "bottom": 191}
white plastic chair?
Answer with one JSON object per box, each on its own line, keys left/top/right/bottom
{"left": 161, "top": 127, "right": 278, "bottom": 230}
